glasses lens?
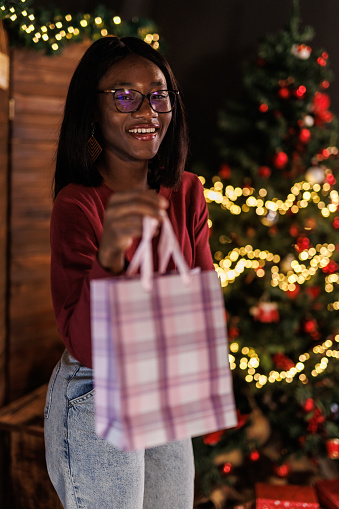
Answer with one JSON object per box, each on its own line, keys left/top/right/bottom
{"left": 150, "top": 91, "right": 176, "bottom": 113}
{"left": 114, "top": 89, "right": 142, "bottom": 112}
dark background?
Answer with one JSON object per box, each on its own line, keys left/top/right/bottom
{"left": 33, "top": 0, "right": 339, "bottom": 171}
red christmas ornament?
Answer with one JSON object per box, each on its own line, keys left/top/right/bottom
{"left": 326, "top": 173, "right": 336, "bottom": 185}
{"left": 313, "top": 92, "right": 333, "bottom": 125}
{"left": 314, "top": 91, "right": 330, "bottom": 111}
{"left": 296, "top": 235, "right": 310, "bottom": 252}
{"left": 228, "top": 326, "right": 240, "bottom": 339}
{"left": 235, "top": 409, "right": 249, "bottom": 429}
{"left": 303, "top": 398, "right": 315, "bottom": 413}
{"left": 322, "top": 51, "right": 329, "bottom": 60}
{"left": 307, "top": 408, "right": 325, "bottom": 433}
{"left": 272, "top": 353, "right": 295, "bottom": 371}
{"left": 304, "top": 318, "right": 318, "bottom": 334}
{"left": 250, "top": 450, "right": 260, "bottom": 461}
{"left": 322, "top": 260, "right": 339, "bottom": 274}
{"left": 326, "top": 438, "right": 339, "bottom": 459}
{"left": 321, "top": 80, "right": 330, "bottom": 89}
{"left": 278, "top": 87, "right": 290, "bottom": 99}
{"left": 299, "top": 128, "right": 311, "bottom": 143}
{"left": 317, "top": 56, "right": 327, "bottom": 67}
{"left": 252, "top": 302, "right": 279, "bottom": 323}
{"left": 258, "top": 166, "right": 271, "bottom": 177}
{"left": 291, "top": 44, "right": 312, "bottom": 59}
{"left": 295, "top": 85, "right": 307, "bottom": 98}
{"left": 286, "top": 284, "right": 300, "bottom": 299}
{"left": 273, "top": 151, "right": 288, "bottom": 169}
{"left": 219, "top": 163, "right": 231, "bottom": 179}
{"left": 289, "top": 224, "right": 299, "bottom": 236}
{"left": 274, "top": 463, "right": 290, "bottom": 478}
{"left": 305, "top": 286, "right": 321, "bottom": 300}
{"left": 203, "top": 430, "right": 225, "bottom": 445}
{"left": 259, "top": 103, "right": 269, "bottom": 113}
{"left": 332, "top": 217, "right": 339, "bottom": 229}
{"left": 222, "top": 462, "right": 233, "bottom": 475}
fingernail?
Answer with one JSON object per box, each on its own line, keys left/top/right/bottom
{"left": 159, "top": 196, "right": 168, "bottom": 207}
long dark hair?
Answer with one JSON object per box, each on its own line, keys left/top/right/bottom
{"left": 53, "top": 36, "right": 189, "bottom": 199}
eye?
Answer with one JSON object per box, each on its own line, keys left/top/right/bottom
{"left": 152, "top": 91, "right": 169, "bottom": 101}
{"left": 115, "top": 90, "right": 137, "bottom": 101}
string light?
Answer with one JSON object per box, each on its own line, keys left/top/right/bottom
{"left": 229, "top": 336, "right": 338, "bottom": 389}
{"left": 204, "top": 178, "right": 339, "bottom": 219}
{"left": 204, "top": 177, "right": 339, "bottom": 292}
{"left": 0, "top": 3, "right": 162, "bottom": 53}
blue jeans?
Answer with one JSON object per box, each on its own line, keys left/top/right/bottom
{"left": 44, "top": 350, "right": 195, "bottom": 509}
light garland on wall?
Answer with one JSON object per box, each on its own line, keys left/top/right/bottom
{"left": 0, "top": 0, "right": 162, "bottom": 53}
{"left": 228, "top": 334, "right": 339, "bottom": 390}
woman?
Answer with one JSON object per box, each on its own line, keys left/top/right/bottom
{"left": 44, "top": 36, "right": 214, "bottom": 509}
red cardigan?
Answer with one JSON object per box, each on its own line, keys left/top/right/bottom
{"left": 50, "top": 171, "right": 214, "bottom": 368}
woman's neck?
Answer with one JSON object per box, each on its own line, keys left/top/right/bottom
{"left": 97, "top": 157, "right": 149, "bottom": 192}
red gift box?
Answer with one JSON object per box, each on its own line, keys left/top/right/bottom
{"left": 315, "top": 479, "right": 339, "bottom": 509}
{"left": 255, "top": 483, "right": 319, "bottom": 509}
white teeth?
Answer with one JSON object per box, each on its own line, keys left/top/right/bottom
{"left": 128, "top": 127, "right": 156, "bottom": 134}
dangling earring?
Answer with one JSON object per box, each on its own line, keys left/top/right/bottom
{"left": 88, "top": 123, "right": 102, "bottom": 162}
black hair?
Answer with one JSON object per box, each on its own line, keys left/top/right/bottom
{"left": 53, "top": 36, "right": 189, "bottom": 199}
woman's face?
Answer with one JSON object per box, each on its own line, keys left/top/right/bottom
{"left": 95, "top": 54, "right": 172, "bottom": 165}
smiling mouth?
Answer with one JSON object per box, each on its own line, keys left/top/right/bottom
{"left": 127, "top": 127, "right": 157, "bottom": 134}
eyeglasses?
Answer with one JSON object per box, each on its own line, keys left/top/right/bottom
{"left": 96, "top": 88, "right": 179, "bottom": 113}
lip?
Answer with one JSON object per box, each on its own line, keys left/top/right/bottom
{"left": 126, "top": 123, "right": 160, "bottom": 141}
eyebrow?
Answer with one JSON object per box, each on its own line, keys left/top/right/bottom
{"left": 112, "top": 80, "right": 166, "bottom": 88}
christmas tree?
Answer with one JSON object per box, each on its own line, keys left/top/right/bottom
{"left": 193, "top": 1, "right": 339, "bottom": 506}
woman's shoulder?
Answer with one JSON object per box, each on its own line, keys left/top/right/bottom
{"left": 52, "top": 182, "right": 111, "bottom": 221}
{"left": 55, "top": 182, "right": 111, "bottom": 208}
{"left": 181, "top": 170, "right": 204, "bottom": 188}
{"left": 175, "top": 171, "right": 205, "bottom": 202}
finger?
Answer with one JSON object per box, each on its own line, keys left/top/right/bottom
{"left": 107, "top": 190, "right": 168, "bottom": 210}
{"left": 105, "top": 203, "right": 166, "bottom": 223}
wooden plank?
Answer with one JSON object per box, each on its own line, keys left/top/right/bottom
{"left": 8, "top": 43, "right": 88, "bottom": 402}
{"left": 0, "top": 384, "right": 46, "bottom": 436}
{"left": 0, "top": 19, "right": 10, "bottom": 509}
{"left": 13, "top": 94, "right": 65, "bottom": 115}
{"left": 0, "top": 20, "right": 9, "bottom": 410}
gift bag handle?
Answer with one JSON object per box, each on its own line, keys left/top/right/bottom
{"left": 126, "top": 214, "right": 191, "bottom": 291}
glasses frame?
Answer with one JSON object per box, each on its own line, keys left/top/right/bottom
{"left": 96, "top": 88, "right": 179, "bottom": 113}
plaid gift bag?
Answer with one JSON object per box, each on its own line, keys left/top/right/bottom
{"left": 90, "top": 215, "right": 237, "bottom": 451}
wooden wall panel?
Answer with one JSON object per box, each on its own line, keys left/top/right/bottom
{"left": 8, "top": 42, "right": 90, "bottom": 402}
{"left": 0, "top": 21, "right": 9, "bottom": 409}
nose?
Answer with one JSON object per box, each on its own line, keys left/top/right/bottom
{"left": 132, "top": 96, "right": 158, "bottom": 119}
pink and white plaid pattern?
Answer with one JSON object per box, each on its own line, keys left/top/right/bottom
{"left": 91, "top": 268, "right": 237, "bottom": 451}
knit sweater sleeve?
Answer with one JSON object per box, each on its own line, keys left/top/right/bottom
{"left": 50, "top": 187, "right": 111, "bottom": 368}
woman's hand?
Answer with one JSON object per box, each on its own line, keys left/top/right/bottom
{"left": 98, "top": 189, "right": 168, "bottom": 274}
